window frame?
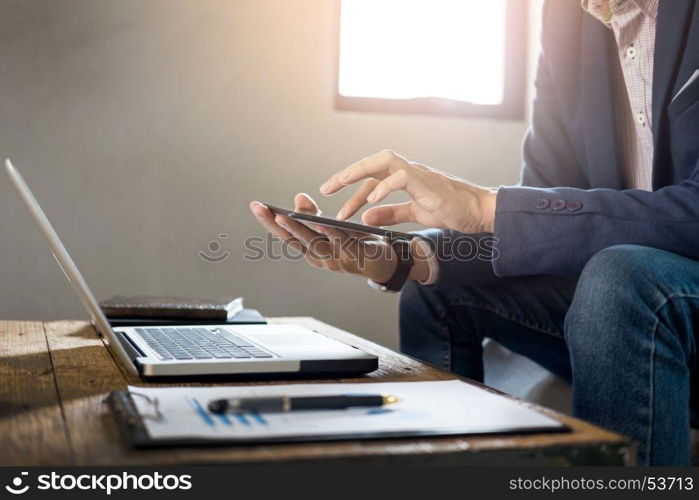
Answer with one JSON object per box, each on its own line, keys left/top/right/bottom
{"left": 333, "top": 0, "right": 528, "bottom": 120}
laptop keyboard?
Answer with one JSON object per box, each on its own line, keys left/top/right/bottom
{"left": 134, "top": 327, "right": 273, "bottom": 361}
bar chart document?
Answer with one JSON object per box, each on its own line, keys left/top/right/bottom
{"left": 125, "top": 380, "right": 566, "bottom": 444}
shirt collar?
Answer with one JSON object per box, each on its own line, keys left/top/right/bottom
{"left": 631, "top": 0, "right": 659, "bottom": 20}
{"left": 581, "top": 0, "right": 658, "bottom": 26}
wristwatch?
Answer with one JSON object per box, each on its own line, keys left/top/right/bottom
{"left": 369, "top": 237, "right": 414, "bottom": 293}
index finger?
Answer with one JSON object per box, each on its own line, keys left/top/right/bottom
{"left": 319, "top": 150, "right": 406, "bottom": 196}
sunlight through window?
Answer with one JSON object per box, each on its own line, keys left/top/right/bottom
{"left": 339, "top": 0, "right": 507, "bottom": 105}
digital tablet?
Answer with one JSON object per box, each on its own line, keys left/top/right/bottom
{"left": 264, "top": 203, "right": 414, "bottom": 241}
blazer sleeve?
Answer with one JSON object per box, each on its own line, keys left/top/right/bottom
{"left": 412, "top": 229, "right": 501, "bottom": 288}
{"left": 494, "top": 166, "right": 699, "bottom": 276}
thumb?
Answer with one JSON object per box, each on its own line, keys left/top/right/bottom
{"left": 294, "top": 193, "right": 320, "bottom": 215}
{"left": 362, "top": 202, "right": 414, "bottom": 226}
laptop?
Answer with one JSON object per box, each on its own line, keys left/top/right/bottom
{"left": 5, "top": 159, "right": 378, "bottom": 380}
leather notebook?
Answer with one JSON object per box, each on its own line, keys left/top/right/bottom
{"left": 100, "top": 295, "right": 244, "bottom": 321}
{"left": 106, "top": 308, "right": 267, "bottom": 327}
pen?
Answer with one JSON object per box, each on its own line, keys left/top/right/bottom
{"left": 207, "top": 394, "right": 399, "bottom": 414}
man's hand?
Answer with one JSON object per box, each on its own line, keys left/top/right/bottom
{"left": 320, "top": 150, "right": 497, "bottom": 233}
{"left": 249, "top": 194, "right": 431, "bottom": 283}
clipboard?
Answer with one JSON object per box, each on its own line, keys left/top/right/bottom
{"left": 106, "top": 381, "right": 568, "bottom": 449}
{"left": 107, "top": 391, "right": 154, "bottom": 448}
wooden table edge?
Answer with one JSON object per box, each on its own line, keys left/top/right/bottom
{"left": 0, "top": 318, "right": 634, "bottom": 466}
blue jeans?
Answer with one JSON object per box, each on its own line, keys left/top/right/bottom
{"left": 400, "top": 244, "right": 699, "bottom": 465}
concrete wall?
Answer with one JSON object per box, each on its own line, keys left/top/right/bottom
{"left": 0, "top": 0, "right": 542, "bottom": 348}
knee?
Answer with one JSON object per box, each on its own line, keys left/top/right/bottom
{"left": 570, "top": 244, "right": 662, "bottom": 310}
{"left": 399, "top": 280, "right": 422, "bottom": 322}
{"left": 398, "top": 281, "right": 449, "bottom": 343}
{"left": 578, "top": 244, "right": 661, "bottom": 293}
{"left": 398, "top": 281, "right": 449, "bottom": 360}
{"left": 399, "top": 281, "right": 445, "bottom": 325}
{"left": 399, "top": 280, "right": 422, "bottom": 311}
{"left": 564, "top": 245, "right": 662, "bottom": 356}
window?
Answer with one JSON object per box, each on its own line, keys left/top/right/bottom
{"left": 336, "top": 0, "right": 527, "bottom": 119}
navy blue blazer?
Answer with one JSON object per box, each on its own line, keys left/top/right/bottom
{"left": 420, "top": 0, "right": 699, "bottom": 288}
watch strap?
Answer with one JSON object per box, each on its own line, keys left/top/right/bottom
{"left": 375, "top": 238, "right": 413, "bottom": 292}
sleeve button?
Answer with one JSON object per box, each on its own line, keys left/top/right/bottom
{"left": 551, "top": 199, "right": 567, "bottom": 210}
{"left": 535, "top": 199, "right": 551, "bottom": 209}
{"left": 567, "top": 201, "right": 583, "bottom": 212}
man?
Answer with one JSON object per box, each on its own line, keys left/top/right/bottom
{"left": 251, "top": 0, "right": 699, "bottom": 465}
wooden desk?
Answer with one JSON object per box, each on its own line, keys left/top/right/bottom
{"left": 0, "top": 318, "right": 633, "bottom": 465}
